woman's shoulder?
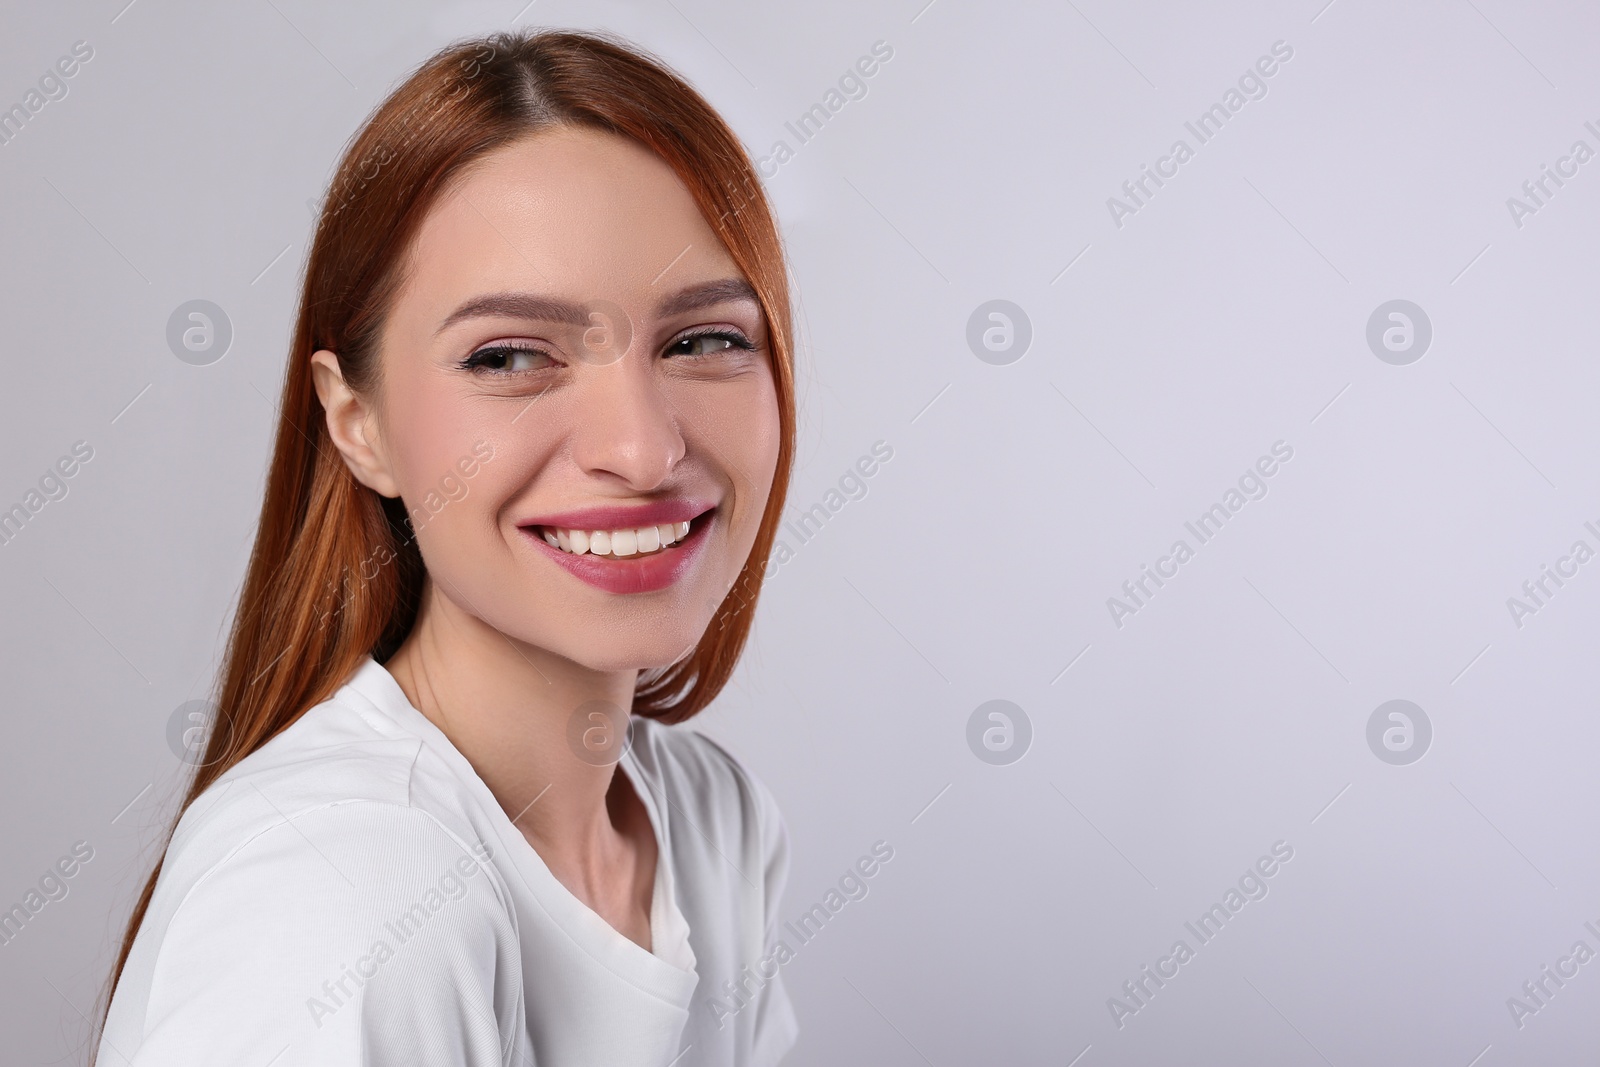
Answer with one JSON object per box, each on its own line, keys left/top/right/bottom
{"left": 630, "top": 717, "right": 788, "bottom": 862}
{"left": 106, "top": 680, "right": 522, "bottom": 1063}
{"left": 158, "top": 668, "right": 503, "bottom": 927}
{"left": 172, "top": 686, "right": 426, "bottom": 855}
{"left": 632, "top": 716, "right": 780, "bottom": 802}
{"left": 112, "top": 798, "right": 521, "bottom": 1065}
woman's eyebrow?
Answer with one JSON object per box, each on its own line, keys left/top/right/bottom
{"left": 435, "top": 292, "right": 590, "bottom": 335}
{"left": 434, "top": 278, "right": 759, "bottom": 336}
{"left": 655, "top": 277, "right": 759, "bottom": 317}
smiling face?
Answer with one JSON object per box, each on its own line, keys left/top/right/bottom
{"left": 322, "top": 125, "right": 782, "bottom": 672}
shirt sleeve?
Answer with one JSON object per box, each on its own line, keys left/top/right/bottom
{"left": 129, "top": 801, "right": 524, "bottom": 1067}
{"left": 742, "top": 768, "right": 801, "bottom": 1066}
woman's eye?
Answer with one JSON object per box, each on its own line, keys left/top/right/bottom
{"left": 459, "top": 344, "right": 554, "bottom": 373}
{"left": 666, "top": 330, "right": 754, "bottom": 359}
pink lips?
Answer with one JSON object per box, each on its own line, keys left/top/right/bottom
{"left": 517, "top": 499, "right": 715, "bottom": 594}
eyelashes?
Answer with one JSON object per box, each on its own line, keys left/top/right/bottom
{"left": 457, "top": 327, "right": 757, "bottom": 375}
{"left": 663, "top": 327, "right": 757, "bottom": 359}
{"left": 458, "top": 342, "right": 551, "bottom": 374}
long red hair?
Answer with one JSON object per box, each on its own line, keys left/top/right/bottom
{"left": 93, "top": 27, "right": 794, "bottom": 1055}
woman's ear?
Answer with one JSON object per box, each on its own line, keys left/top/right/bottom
{"left": 309, "top": 350, "right": 402, "bottom": 498}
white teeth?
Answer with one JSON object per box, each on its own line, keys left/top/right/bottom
{"left": 539, "top": 517, "right": 697, "bottom": 558}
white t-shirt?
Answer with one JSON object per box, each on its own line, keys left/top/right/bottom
{"left": 99, "top": 656, "right": 800, "bottom": 1066}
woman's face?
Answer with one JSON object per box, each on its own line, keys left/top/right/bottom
{"left": 346, "top": 126, "right": 781, "bottom": 672}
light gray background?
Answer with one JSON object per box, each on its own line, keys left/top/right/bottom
{"left": 3, "top": 0, "right": 1597, "bottom": 1063}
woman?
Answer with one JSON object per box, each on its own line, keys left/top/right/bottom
{"left": 94, "top": 28, "right": 800, "bottom": 1067}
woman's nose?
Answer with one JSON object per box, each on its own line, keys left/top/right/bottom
{"left": 567, "top": 353, "right": 686, "bottom": 491}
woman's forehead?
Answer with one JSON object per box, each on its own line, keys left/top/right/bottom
{"left": 399, "top": 128, "right": 740, "bottom": 318}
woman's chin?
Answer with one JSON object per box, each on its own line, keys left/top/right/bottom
{"left": 534, "top": 629, "right": 708, "bottom": 676}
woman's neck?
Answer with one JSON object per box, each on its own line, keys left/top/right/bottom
{"left": 382, "top": 580, "right": 653, "bottom": 921}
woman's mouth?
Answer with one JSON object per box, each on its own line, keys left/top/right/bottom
{"left": 518, "top": 509, "right": 713, "bottom": 594}
{"left": 534, "top": 519, "right": 693, "bottom": 559}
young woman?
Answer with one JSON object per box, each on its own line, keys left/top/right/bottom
{"left": 94, "top": 29, "right": 800, "bottom": 1066}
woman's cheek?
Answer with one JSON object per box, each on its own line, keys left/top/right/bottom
{"left": 725, "top": 378, "right": 781, "bottom": 514}
{"left": 677, "top": 367, "right": 780, "bottom": 496}
{"left": 394, "top": 432, "right": 505, "bottom": 555}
